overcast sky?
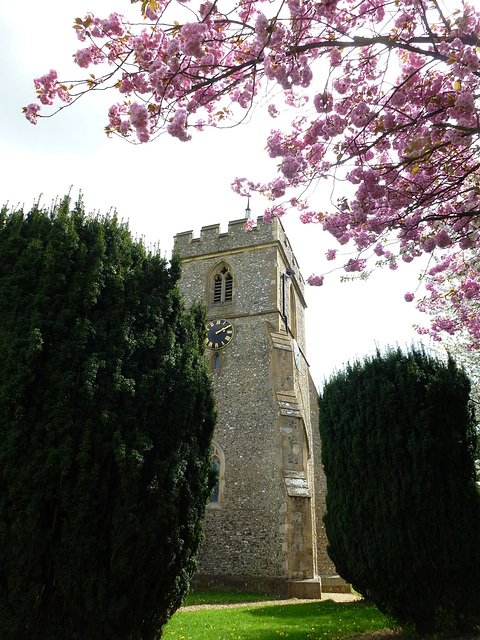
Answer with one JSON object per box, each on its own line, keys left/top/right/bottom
{"left": 0, "top": 0, "right": 434, "bottom": 386}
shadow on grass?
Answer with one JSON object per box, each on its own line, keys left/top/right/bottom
{"left": 241, "top": 600, "right": 390, "bottom": 640}
{"left": 246, "top": 599, "right": 375, "bottom": 620}
{"left": 167, "top": 597, "right": 480, "bottom": 640}
{"left": 166, "top": 597, "right": 392, "bottom": 640}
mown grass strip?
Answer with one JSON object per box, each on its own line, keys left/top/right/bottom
{"left": 164, "top": 598, "right": 388, "bottom": 640}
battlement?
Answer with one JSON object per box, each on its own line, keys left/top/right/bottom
{"left": 175, "top": 216, "right": 303, "bottom": 284}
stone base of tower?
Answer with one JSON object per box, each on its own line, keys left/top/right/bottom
{"left": 191, "top": 573, "right": 350, "bottom": 599}
{"left": 319, "top": 575, "right": 351, "bottom": 593}
{"left": 287, "top": 576, "right": 350, "bottom": 598}
{"left": 286, "top": 578, "right": 322, "bottom": 599}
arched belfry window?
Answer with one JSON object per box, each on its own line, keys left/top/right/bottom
{"left": 212, "top": 264, "right": 233, "bottom": 305}
{"left": 209, "top": 441, "right": 225, "bottom": 507}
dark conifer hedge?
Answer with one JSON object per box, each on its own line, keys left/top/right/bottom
{"left": 319, "top": 348, "right": 480, "bottom": 633}
{"left": 0, "top": 197, "right": 216, "bottom": 640}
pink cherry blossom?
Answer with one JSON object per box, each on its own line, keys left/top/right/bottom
{"left": 75, "top": 46, "right": 105, "bottom": 68}
{"left": 167, "top": 109, "right": 191, "bottom": 142}
{"left": 268, "top": 104, "right": 279, "bottom": 118}
{"left": 299, "top": 212, "right": 317, "bottom": 224}
{"left": 24, "top": 0, "right": 480, "bottom": 344}
{"left": 307, "top": 275, "right": 324, "bottom": 286}
{"left": 33, "top": 70, "right": 61, "bottom": 106}
{"left": 24, "top": 103, "right": 41, "bottom": 125}
{"left": 326, "top": 249, "right": 337, "bottom": 261}
{"left": 344, "top": 258, "right": 367, "bottom": 273}
{"left": 129, "top": 102, "right": 151, "bottom": 143}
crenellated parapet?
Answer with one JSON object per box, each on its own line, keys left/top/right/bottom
{"left": 174, "top": 216, "right": 304, "bottom": 288}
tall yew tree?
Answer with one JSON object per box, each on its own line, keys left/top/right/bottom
{"left": 0, "top": 197, "right": 216, "bottom": 640}
{"left": 319, "top": 348, "right": 480, "bottom": 634}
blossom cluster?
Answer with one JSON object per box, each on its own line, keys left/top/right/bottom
{"left": 25, "top": 0, "right": 480, "bottom": 342}
{"left": 417, "top": 252, "right": 480, "bottom": 347}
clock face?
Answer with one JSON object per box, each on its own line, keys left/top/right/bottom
{"left": 205, "top": 319, "right": 234, "bottom": 350}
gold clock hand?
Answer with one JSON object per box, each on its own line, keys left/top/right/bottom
{"left": 215, "top": 327, "right": 228, "bottom": 334}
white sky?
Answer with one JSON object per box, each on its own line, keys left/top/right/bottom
{"left": 0, "top": 0, "right": 434, "bottom": 387}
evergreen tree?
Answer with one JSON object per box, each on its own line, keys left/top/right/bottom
{"left": 0, "top": 197, "right": 216, "bottom": 640}
{"left": 319, "top": 348, "right": 480, "bottom": 634}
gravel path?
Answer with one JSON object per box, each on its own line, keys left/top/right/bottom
{"left": 180, "top": 592, "right": 361, "bottom": 611}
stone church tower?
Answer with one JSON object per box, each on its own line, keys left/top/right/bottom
{"left": 174, "top": 215, "right": 340, "bottom": 598}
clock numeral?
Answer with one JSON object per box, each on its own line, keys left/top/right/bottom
{"left": 225, "top": 335, "right": 231, "bottom": 342}
{"left": 207, "top": 340, "right": 213, "bottom": 348}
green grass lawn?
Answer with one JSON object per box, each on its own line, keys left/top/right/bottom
{"left": 163, "top": 595, "right": 389, "bottom": 640}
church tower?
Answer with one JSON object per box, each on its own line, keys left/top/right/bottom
{"left": 174, "top": 215, "right": 338, "bottom": 597}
